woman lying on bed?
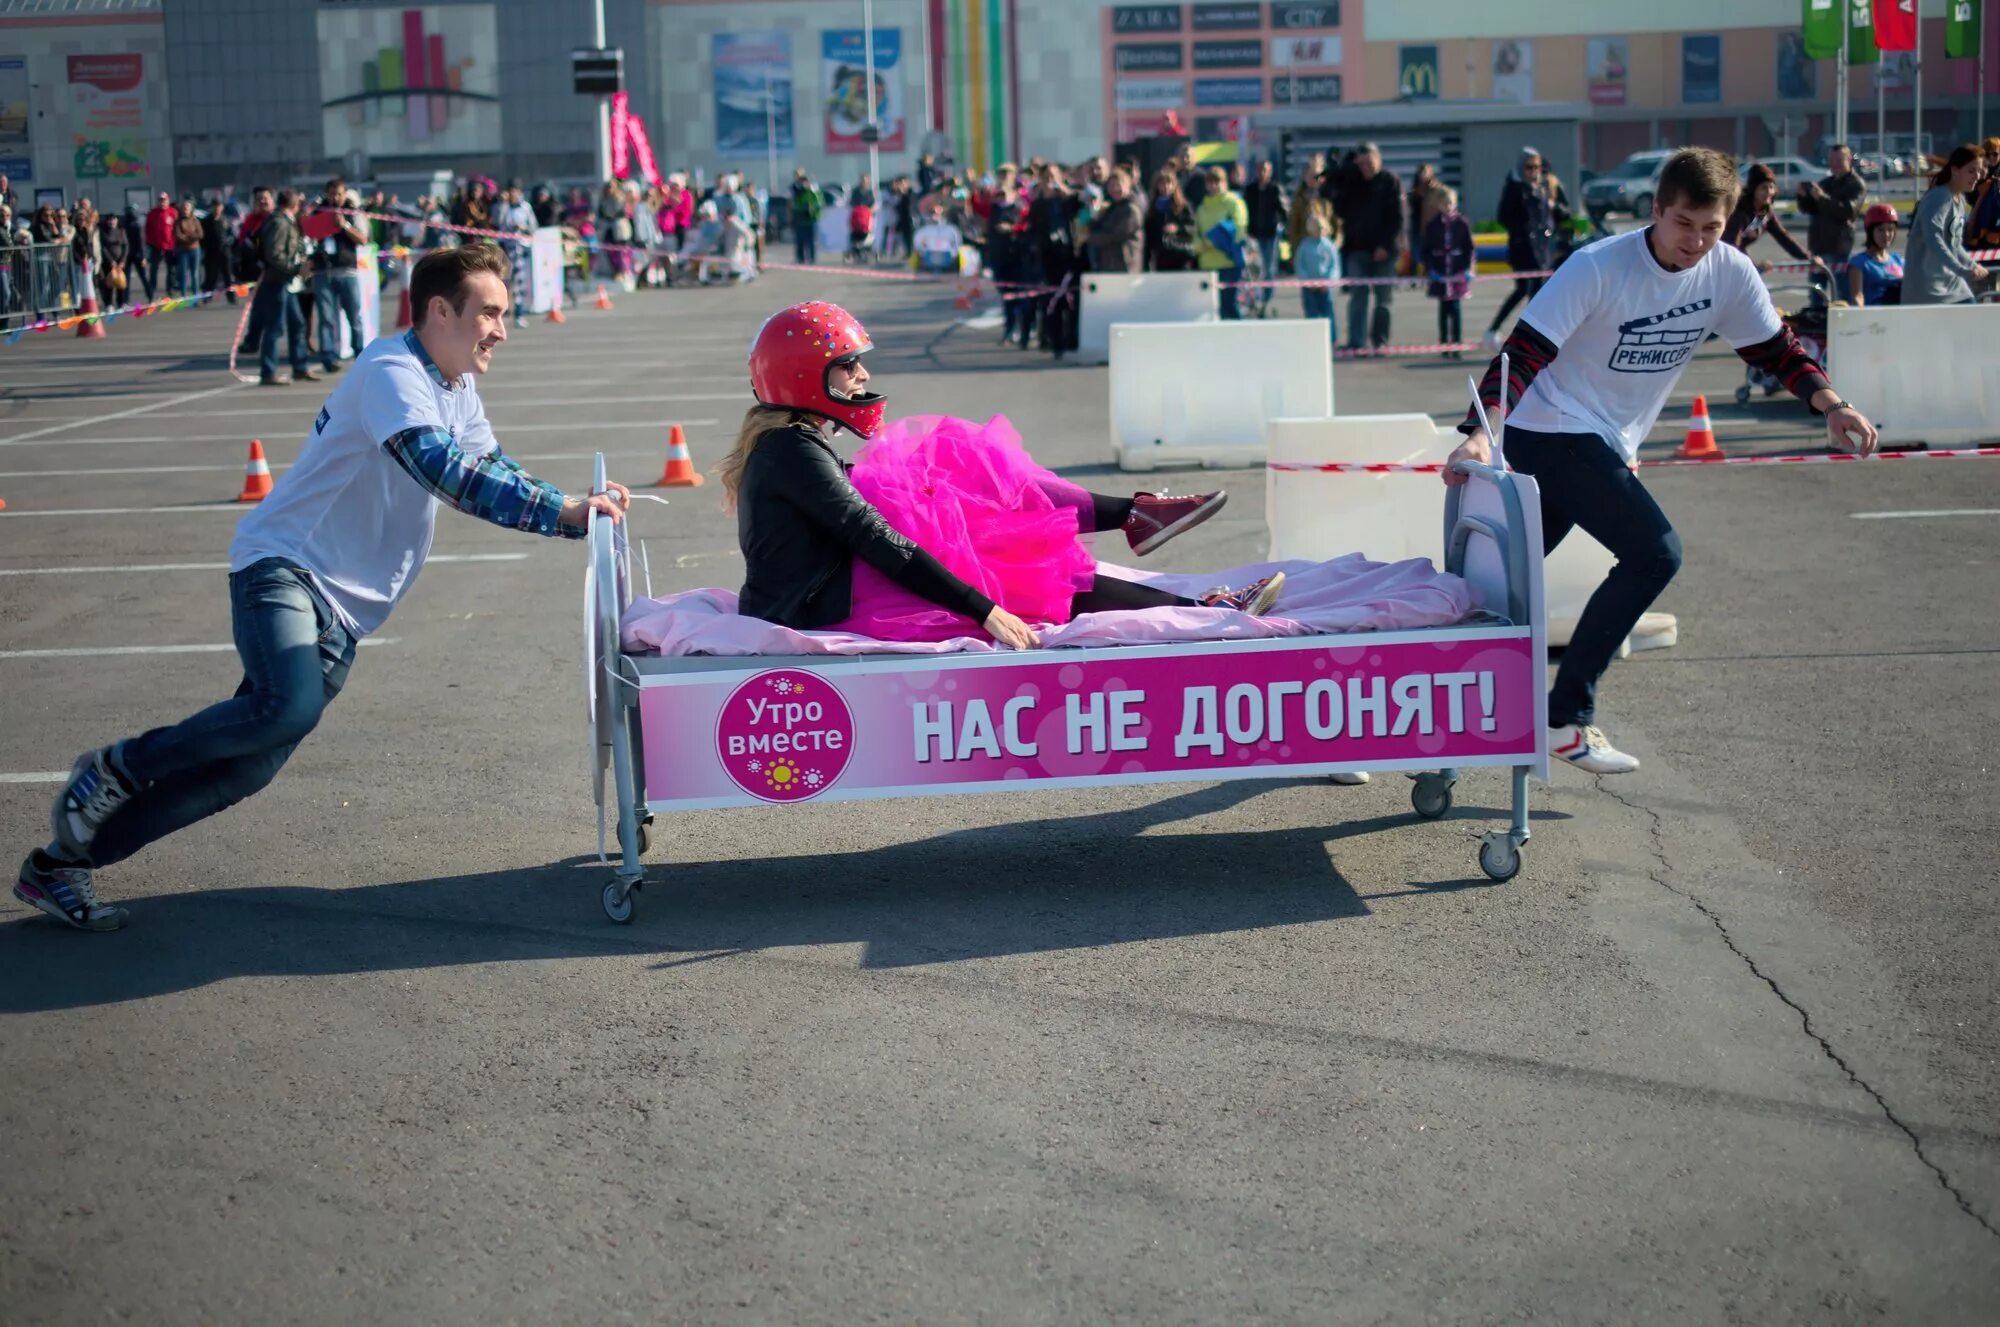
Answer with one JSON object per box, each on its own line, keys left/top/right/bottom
{"left": 723, "top": 300, "right": 1284, "bottom": 649}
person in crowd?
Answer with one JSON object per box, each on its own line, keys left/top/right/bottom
{"left": 1194, "top": 164, "right": 1249, "bottom": 320}
{"left": 1085, "top": 165, "right": 1145, "bottom": 275}
{"left": 452, "top": 178, "right": 493, "bottom": 232}
{"left": 891, "top": 176, "right": 918, "bottom": 262}
{"left": 1029, "top": 163, "right": 1086, "bottom": 354}
{"left": 1285, "top": 154, "right": 1333, "bottom": 261}
{"left": 1963, "top": 137, "right": 2000, "bottom": 290}
{"left": 1143, "top": 168, "right": 1196, "bottom": 273}
{"left": 1845, "top": 203, "right": 1904, "bottom": 306}
{"left": 232, "top": 187, "right": 274, "bottom": 348}
{"left": 1243, "top": 158, "right": 1286, "bottom": 316}
{"left": 1444, "top": 148, "right": 1876, "bottom": 775}
{"left": 0, "top": 205, "right": 17, "bottom": 318}
{"left": 789, "top": 168, "right": 823, "bottom": 266}
{"left": 1484, "top": 148, "right": 1571, "bottom": 351}
{"left": 1423, "top": 186, "right": 1475, "bottom": 358}
{"left": 912, "top": 199, "right": 965, "bottom": 274}
{"left": 595, "top": 180, "right": 633, "bottom": 285}
{"left": 1903, "top": 144, "right": 1990, "bottom": 305}
{"left": 200, "top": 194, "right": 232, "bottom": 298}
{"left": 96, "top": 205, "right": 129, "bottom": 309}
{"left": 70, "top": 198, "right": 101, "bottom": 302}
{"left": 983, "top": 165, "right": 1030, "bottom": 346}
{"left": 1326, "top": 143, "right": 1403, "bottom": 351}
{"left": 144, "top": 190, "right": 177, "bottom": 298}
{"left": 1172, "top": 143, "right": 1207, "bottom": 210}
{"left": 495, "top": 180, "right": 536, "bottom": 321}
{"left": 918, "top": 151, "right": 939, "bottom": 195}
{"left": 1724, "top": 163, "right": 1816, "bottom": 275}
{"left": 121, "top": 202, "right": 148, "bottom": 302}
{"left": 658, "top": 175, "right": 693, "bottom": 254}
{"left": 172, "top": 197, "right": 203, "bottom": 298}
{"left": 20, "top": 244, "right": 630, "bottom": 932}
{"left": 727, "top": 300, "right": 1262, "bottom": 653}
{"left": 254, "top": 190, "right": 316, "bottom": 387}
{"left": 1797, "top": 143, "right": 1868, "bottom": 269}
{"left": 529, "top": 184, "right": 557, "bottom": 228}
{"left": 1293, "top": 209, "right": 1340, "bottom": 348}
{"left": 310, "top": 178, "right": 368, "bottom": 372}
{"left": 1405, "top": 163, "right": 1450, "bottom": 275}
{"left": 0, "top": 171, "right": 15, "bottom": 213}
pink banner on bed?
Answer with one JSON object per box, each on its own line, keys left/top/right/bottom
{"left": 639, "top": 631, "right": 1540, "bottom": 810}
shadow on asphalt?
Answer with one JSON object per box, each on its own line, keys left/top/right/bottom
{"left": 0, "top": 781, "right": 1567, "bottom": 1012}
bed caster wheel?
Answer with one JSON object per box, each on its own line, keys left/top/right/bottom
{"left": 1410, "top": 774, "right": 1454, "bottom": 820}
{"left": 1734, "top": 384, "right": 1751, "bottom": 406}
{"left": 636, "top": 817, "right": 653, "bottom": 855}
{"left": 1478, "top": 832, "right": 1522, "bottom": 882}
{"left": 602, "top": 879, "right": 637, "bottom": 924}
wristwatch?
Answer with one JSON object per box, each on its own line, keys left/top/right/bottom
{"left": 1825, "top": 398, "right": 1856, "bottom": 414}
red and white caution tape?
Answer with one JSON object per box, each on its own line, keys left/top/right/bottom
{"left": 1269, "top": 446, "right": 2000, "bottom": 475}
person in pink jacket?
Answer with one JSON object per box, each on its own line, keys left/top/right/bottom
{"left": 658, "top": 176, "right": 694, "bottom": 253}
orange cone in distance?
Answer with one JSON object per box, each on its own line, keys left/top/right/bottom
{"left": 75, "top": 262, "right": 107, "bottom": 339}
{"left": 544, "top": 303, "right": 567, "bottom": 324}
{"left": 594, "top": 284, "right": 615, "bottom": 311}
{"left": 236, "top": 439, "right": 274, "bottom": 502}
{"left": 1678, "top": 395, "right": 1723, "bottom": 460}
{"left": 654, "top": 424, "right": 704, "bottom": 487}
{"left": 395, "top": 283, "right": 413, "bottom": 329}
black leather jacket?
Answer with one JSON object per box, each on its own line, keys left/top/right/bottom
{"left": 736, "top": 424, "right": 995, "bottom": 630}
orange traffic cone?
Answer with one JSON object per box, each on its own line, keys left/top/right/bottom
{"left": 0, "top": 494, "right": 8, "bottom": 511}
{"left": 654, "top": 424, "right": 704, "bottom": 487}
{"left": 236, "top": 439, "right": 274, "bottom": 502}
{"left": 544, "top": 303, "right": 567, "bottom": 324}
{"left": 75, "top": 260, "right": 107, "bottom": 339}
{"left": 395, "top": 283, "right": 412, "bottom": 329}
{"left": 1678, "top": 395, "right": 1723, "bottom": 459}
{"left": 594, "top": 284, "right": 615, "bottom": 311}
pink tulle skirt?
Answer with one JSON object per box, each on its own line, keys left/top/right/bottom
{"left": 833, "top": 414, "right": 1097, "bottom": 642}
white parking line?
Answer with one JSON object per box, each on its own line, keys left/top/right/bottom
{"left": 0, "top": 383, "right": 246, "bottom": 444}
{"left": 1850, "top": 509, "right": 2000, "bottom": 520}
{"left": 0, "top": 638, "right": 399, "bottom": 660}
{"left": 0, "top": 450, "right": 651, "bottom": 479}
{"left": 133, "top": 393, "right": 748, "bottom": 419}
{"left": 0, "top": 554, "right": 527, "bottom": 576}
{"left": 0, "top": 772, "right": 67, "bottom": 784}
{"left": 0, "top": 419, "right": 719, "bottom": 447}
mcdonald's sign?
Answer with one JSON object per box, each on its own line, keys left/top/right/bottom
{"left": 1398, "top": 44, "right": 1439, "bottom": 100}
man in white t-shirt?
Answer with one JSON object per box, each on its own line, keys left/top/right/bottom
{"left": 1444, "top": 147, "right": 1877, "bottom": 775}
{"left": 17, "top": 244, "right": 632, "bottom": 931}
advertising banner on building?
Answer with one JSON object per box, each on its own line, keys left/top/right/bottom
{"left": 1271, "top": 35, "right": 1342, "bottom": 68}
{"left": 713, "top": 33, "right": 794, "bottom": 158}
{"left": 1803, "top": 0, "right": 1843, "bottom": 60}
{"left": 1398, "top": 45, "right": 1440, "bottom": 100}
{"left": 1271, "top": 73, "right": 1342, "bottom": 105}
{"left": 1269, "top": 2, "right": 1340, "bottom": 29}
{"left": 1113, "top": 5, "right": 1185, "bottom": 34}
{"left": 1586, "top": 37, "right": 1630, "bottom": 106}
{"left": 1682, "top": 35, "right": 1721, "bottom": 104}
{"left": 318, "top": 4, "right": 503, "bottom": 160}
{"left": 1116, "top": 79, "right": 1188, "bottom": 111}
{"left": 1491, "top": 39, "right": 1535, "bottom": 102}
{"left": 0, "top": 57, "right": 31, "bottom": 181}
{"left": 68, "top": 54, "right": 151, "bottom": 179}
{"left": 1777, "top": 31, "right": 1822, "bottom": 98}
{"left": 1875, "top": 49, "right": 1919, "bottom": 89}
{"left": 1192, "top": 3, "right": 1260, "bottom": 29}
{"left": 824, "top": 28, "right": 904, "bottom": 154}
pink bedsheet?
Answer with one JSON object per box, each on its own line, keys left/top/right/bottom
{"left": 620, "top": 555, "right": 1476, "bottom": 657}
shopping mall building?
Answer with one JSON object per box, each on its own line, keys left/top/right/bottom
{"left": 2, "top": 0, "right": 1991, "bottom": 212}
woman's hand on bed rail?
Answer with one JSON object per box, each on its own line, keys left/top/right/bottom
{"left": 1442, "top": 430, "right": 1492, "bottom": 487}
{"left": 983, "top": 605, "right": 1043, "bottom": 650}
{"left": 560, "top": 482, "right": 632, "bottom": 531}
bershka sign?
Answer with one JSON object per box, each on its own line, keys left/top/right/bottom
{"left": 1192, "top": 2, "right": 1261, "bottom": 28}
{"left": 1116, "top": 43, "right": 1186, "bottom": 71}
{"left": 1270, "top": 2, "right": 1340, "bottom": 28}
{"left": 1113, "top": 4, "right": 1184, "bottom": 33}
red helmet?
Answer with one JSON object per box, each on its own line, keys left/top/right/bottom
{"left": 748, "top": 301, "right": 886, "bottom": 438}
{"left": 1863, "top": 203, "right": 1900, "bottom": 231}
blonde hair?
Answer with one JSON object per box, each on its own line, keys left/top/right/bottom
{"left": 1304, "top": 210, "right": 1330, "bottom": 237}
{"left": 719, "top": 404, "right": 816, "bottom": 510}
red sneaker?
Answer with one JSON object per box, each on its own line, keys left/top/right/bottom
{"left": 1124, "top": 490, "right": 1227, "bottom": 555}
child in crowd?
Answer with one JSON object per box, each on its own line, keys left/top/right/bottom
{"left": 1423, "top": 187, "right": 1475, "bottom": 359}
{"left": 847, "top": 200, "right": 875, "bottom": 266}
{"left": 1293, "top": 211, "right": 1340, "bottom": 347}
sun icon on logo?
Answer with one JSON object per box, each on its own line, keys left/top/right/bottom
{"left": 804, "top": 770, "right": 823, "bottom": 788}
{"left": 746, "top": 759, "right": 762, "bottom": 773}
{"left": 764, "top": 759, "right": 800, "bottom": 791}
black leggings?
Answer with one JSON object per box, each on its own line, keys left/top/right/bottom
{"left": 1060, "top": 489, "right": 1197, "bottom": 614}
{"left": 1437, "top": 298, "right": 1462, "bottom": 345}
{"left": 1489, "top": 275, "right": 1544, "bottom": 330}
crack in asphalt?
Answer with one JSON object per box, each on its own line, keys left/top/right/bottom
{"left": 1597, "top": 776, "right": 2000, "bottom": 1242}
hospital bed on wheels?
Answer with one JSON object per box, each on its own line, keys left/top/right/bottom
{"left": 584, "top": 454, "right": 1550, "bottom": 924}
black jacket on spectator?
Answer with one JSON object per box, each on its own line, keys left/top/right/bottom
{"left": 1086, "top": 194, "right": 1146, "bottom": 273}
{"left": 1798, "top": 170, "right": 1868, "bottom": 257}
{"left": 1144, "top": 194, "right": 1197, "bottom": 271}
{"left": 1244, "top": 179, "right": 1287, "bottom": 241}
{"left": 99, "top": 215, "right": 129, "bottom": 267}
{"left": 1497, "top": 175, "right": 1571, "bottom": 270}
{"left": 1326, "top": 163, "right": 1404, "bottom": 254}
{"left": 736, "top": 424, "right": 994, "bottom": 630}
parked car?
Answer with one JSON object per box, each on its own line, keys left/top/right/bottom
{"left": 1740, "top": 156, "right": 1819, "bottom": 197}
{"left": 1581, "top": 149, "right": 1676, "bottom": 219}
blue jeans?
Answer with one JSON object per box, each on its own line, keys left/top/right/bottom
{"left": 144, "top": 246, "right": 168, "bottom": 300}
{"left": 793, "top": 222, "right": 817, "bottom": 266}
{"left": 315, "top": 269, "right": 364, "bottom": 366}
{"left": 1342, "top": 250, "right": 1396, "bottom": 349}
{"left": 1300, "top": 287, "right": 1337, "bottom": 345}
{"left": 255, "top": 280, "right": 308, "bottom": 380}
{"left": 86, "top": 560, "right": 358, "bottom": 869}
{"left": 1256, "top": 236, "right": 1281, "bottom": 306}
{"left": 1502, "top": 427, "right": 1683, "bottom": 728}
{"left": 174, "top": 249, "right": 199, "bottom": 296}
{"left": 1217, "top": 265, "right": 1243, "bottom": 319}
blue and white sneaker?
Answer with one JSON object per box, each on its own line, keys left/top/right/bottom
{"left": 14, "top": 850, "right": 126, "bottom": 931}
{"left": 51, "top": 745, "right": 139, "bottom": 860}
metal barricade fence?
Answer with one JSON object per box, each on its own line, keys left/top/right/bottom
{"left": 0, "top": 241, "right": 82, "bottom": 329}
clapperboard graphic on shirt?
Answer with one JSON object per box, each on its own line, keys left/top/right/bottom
{"left": 1609, "top": 298, "right": 1713, "bottom": 373}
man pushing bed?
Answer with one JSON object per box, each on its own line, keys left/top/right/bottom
{"left": 1445, "top": 147, "right": 1878, "bottom": 775}
{"left": 17, "top": 244, "right": 633, "bottom": 931}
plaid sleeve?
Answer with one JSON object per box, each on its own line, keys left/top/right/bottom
{"left": 383, "top": 426, "right": 580, "bottom": 539}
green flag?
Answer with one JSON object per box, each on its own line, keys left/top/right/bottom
{"left": 1803, "top": 0, "right": 1843, "bottom": 59}
{"left": 1946, "top": 0, "right": 1982, "bottom": 59}
{"left": 1848, "top": 0, "right": 1879, "bottom": 63}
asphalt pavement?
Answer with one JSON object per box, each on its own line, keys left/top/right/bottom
{"left": 1, "top": 268, "right": 1996, "bottom": 1324}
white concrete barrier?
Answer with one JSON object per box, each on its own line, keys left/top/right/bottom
{"left": 1077, "top": 272, "right": 1218, "bottom": 363}
{"left": 1827, "top": 303, "right": 2000, "bottom": 447}
{"left": 1263, "top": 413, "right": 1635, "bottom": 648}
{"left": 1109, "top": 321, "right": 1333, "bottom": 472}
